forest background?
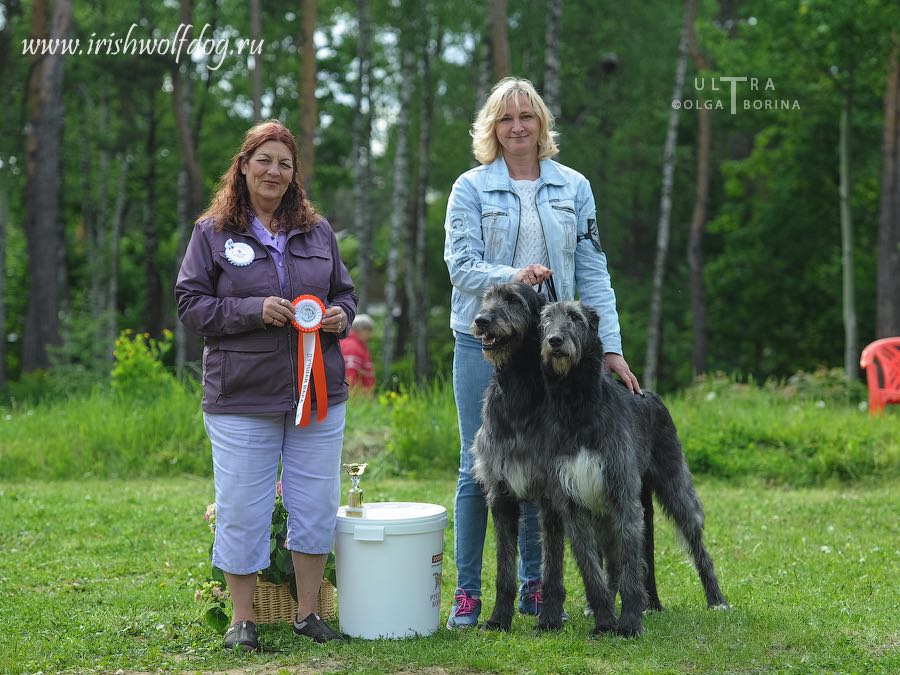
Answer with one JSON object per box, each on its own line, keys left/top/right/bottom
{"left": 1, "top": 0, "right": 899, "bottom": 396}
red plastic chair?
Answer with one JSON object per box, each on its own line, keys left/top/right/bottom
{"left": 860, "top": 337, "right": 900, "bottom": 416}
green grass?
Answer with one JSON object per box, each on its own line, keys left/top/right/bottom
{"left": 2, "top": 375, "right": 897, "bottom": 486}
{"left": 1, "top": 477, "right": 897, "bottom": 673}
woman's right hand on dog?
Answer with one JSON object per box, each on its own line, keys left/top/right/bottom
{"left": 262, "top": 297, "right": 297, "bottom": 328}
{"left": 514, "top": 264, "right": 552, "bottom": 286}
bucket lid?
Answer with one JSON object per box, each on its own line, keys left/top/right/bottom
{"left": 335, "top": 502, "right": 448, "bottom": 535}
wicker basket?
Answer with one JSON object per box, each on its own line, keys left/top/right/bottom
{"left": 253, "top": 579, "right": 335, "bottom": 624}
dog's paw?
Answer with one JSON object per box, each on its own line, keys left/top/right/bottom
{"left": 710, "top": 601, "right": 732, "bottom": 611}
{"left": 590, "top": 620, "right": 616, "bottom": 636}
{"left": 645, "top": 599, "right": 664, "bottom": 613}
{"left": 481, "top": 619, "right": 511, "bottom": 632}
{"left": 534, "top": 620, "right": 564, "bottom": 632}
{"left": 614, "top": 617, "right": 644, "bottom": 638}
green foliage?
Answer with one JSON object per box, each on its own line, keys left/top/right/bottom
{"left": 0, "top": 383, "right": 208, "bottom": 480}
{"left": 380, "top": 380, "right": 460, "bottom": 478}
{"left": 111, "top": 329, "right": 178, "bottom": 399}
{"left": 671, "top": 373, "right": 898, "bottom": 485}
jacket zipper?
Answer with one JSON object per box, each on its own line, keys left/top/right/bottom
{"left": 550, "top": 203, "right": 576, "bottom": 215}
{"left": 283, "top": 233, "right": 298, "bottom": 412}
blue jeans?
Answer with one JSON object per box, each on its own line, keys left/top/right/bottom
{"left": 452, "top": 331, "right": 542, "bottom": 596}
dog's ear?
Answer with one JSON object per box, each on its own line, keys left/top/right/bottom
{"left": 584, "top": 303, "right": 600, "bottom": 336}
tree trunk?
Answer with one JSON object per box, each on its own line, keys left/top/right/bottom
{"left": 383, "top": 46, "right": 414, "bottom": 381}
{"left": 173, "top": 0, "right": 204, "bottom": 370}
{"left": 409, "top": 7, "right": 437, "bottom": 382}
{"left": 839, "top": 95, "right": 857, "bottom": 380}
{"left": 250, "top": 0, "right": 262, "bottom": 122}
{"left": 543, "top": 0, "right": 562, "bottom": 118}
{"left": 22, "top": 0, "right": 72, "bottom": 372}
{"left": 107, "top": 156, "right": 130, "bottom": 359}
{"left": 490, "top": 0, "right": 510, "bottom": 81}
{"left": 352, "top": 0, "right": 373, "bottom": 311}
{"left": 299, "top": 0, "right": 317, "bottom": 192}
{"left": 686, "top": 0, "right": 708, "bottom": 378}
{"left": 643, "top": 15, "right": 688, "bottom": 391}
{"left": 144, "top": 96, "right": 162, "bottom": 337}
{"left": 877, "top": 35, "right": 900, "bottom": 338}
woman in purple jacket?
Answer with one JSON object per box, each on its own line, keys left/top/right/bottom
{"left": 176, "top": 120, "right": 356, "bottom": 649}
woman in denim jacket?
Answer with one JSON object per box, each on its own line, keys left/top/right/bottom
{"left": 443, "top": 78, "right": 640, "bottom": 627}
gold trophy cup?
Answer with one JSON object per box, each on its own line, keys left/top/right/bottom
{"left": 343, "top": 463, "right": 368, "bottom": 517}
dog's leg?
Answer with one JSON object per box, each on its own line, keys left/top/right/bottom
{"left": 567, "top": 511, "right": 616, "bottom": 635}
{"left": 483, "top": 487, "right": 520, "bottom": 631}
{"left": 611, "top": 492, "right": 647, "bottom": 637}
{"left": 652, "top": 462, "right": 730, "bottom": 609}
{"left": 641, "top": 482, "right": 664, "bottom": 611}
{"left": 534, "top": 498, "right": 566, "bottom": 631}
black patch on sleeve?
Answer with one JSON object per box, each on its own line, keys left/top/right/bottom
{"left": 577, "top": 218, "right": 603, "bottom": 252}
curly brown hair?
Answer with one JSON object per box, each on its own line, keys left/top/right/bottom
{"left": 198, "top": 119, "right": 319, "bottom": 233}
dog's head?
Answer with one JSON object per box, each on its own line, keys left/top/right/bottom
{"left": 539, "top": 300, "right": 601, "bottom": 376}
{"left": 471, "top": 283, "right": 546, "bottom": 367}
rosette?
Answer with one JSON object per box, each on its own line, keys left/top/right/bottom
{"left": 291, "top": 295, "right": 328, "bottom": 426}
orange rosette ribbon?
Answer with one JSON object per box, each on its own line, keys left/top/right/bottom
{"left": 291, "top": 295, "right": 328, "bottom": 427}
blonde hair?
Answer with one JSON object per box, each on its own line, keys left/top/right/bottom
{"left": 470, "top": 77, "right": 559, "bottom": 165}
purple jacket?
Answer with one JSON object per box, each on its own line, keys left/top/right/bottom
{"left": 175, "top": 217, "right": 357, "bottom": 414}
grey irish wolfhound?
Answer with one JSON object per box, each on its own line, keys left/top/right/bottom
{"left": 470, "top": 283, "right": 660, "bottom": 633}
{"left": 538, "top": 300, "right": 729, "bottom": 636}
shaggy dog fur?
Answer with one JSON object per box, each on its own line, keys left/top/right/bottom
{"left": 470, "top": 283, "right": 661, "bottom": 633}
{"left": 538, "top": 300, "right": 729, "bottom": 636}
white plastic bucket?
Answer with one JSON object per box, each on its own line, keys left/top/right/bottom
{"left": 334, "top": 502, "right": 448, "bottom": 639}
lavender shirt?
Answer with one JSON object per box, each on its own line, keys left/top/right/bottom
{"left": 249, "top": 215, "right": 288, "bottom": 293}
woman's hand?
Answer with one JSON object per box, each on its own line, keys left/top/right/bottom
{"left": 604, "top": 353, "right": 642, "bottom": 395}
{"left": 513, "top": 264, "right": 553, "bottom": 285}
{"left": 263, "top": 297, "right": 347, "bottom": 333}
{"left": 262, "top": 297, "right": 297, "bottom": 328}
{"left": 320, "top": 305, "right": 347, "bottom": 334}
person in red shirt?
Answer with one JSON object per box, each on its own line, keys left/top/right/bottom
{"left": 340, "top": 314, "right": 375, "bottom": 391}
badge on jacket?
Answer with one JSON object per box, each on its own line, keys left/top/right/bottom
{"left": 577, "top": 219, "right": 603, "bottom": 253}
{"left": 224, "top": 238, "right": 254, "bottom": 266}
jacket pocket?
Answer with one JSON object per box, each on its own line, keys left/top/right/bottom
{"left": 481, "top": 209, "right": 510, "bottom": 263}
{"left": 550, "top": 201, "right": 577, "bottom": 252}
{"left": 287, "top": 241, "right": 332, "bottom": 294}
{"left": 218, "top": 334, "right": 279, "bottom": 398}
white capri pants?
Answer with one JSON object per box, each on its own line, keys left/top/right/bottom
{"left": 204, "top": 402, "right": 346, "bottom": 575}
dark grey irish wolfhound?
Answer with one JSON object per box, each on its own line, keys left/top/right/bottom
{"left": 470, "top": 284, "right": 660, "bottom": 633}
{"left": 538, "top": 300, "right": 729, "bottom": 636}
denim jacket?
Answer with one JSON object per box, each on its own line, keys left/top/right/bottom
{"left": 443, "top": 156, "right": 623, "bottom": 355}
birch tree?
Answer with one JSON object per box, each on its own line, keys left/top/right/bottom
{"left": 643, "top": 12, "right": 688, "bottom": 391}
{"left": 543, "top": 0, "right": 562, "bottom": 118}
{"left": 408, "top": 0, "right": 438, "bottom": 381}
{"left": 352, "top": 0, "right": 373, "bottom": 311}
{"left": 686, "top": 0, "right": 708, "bottom": 377}
{"left": 299, "top": 0, "right": 317, "bottom": 192}
{"left": 383, "top": 46, "right": 415, "bottom": 379}
{"left": 250, "top": 0, "right": 262, "bottom": 122}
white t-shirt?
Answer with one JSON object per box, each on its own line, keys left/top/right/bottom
{"left": 511, "top": 178, "right": 549, "bottom": 269}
